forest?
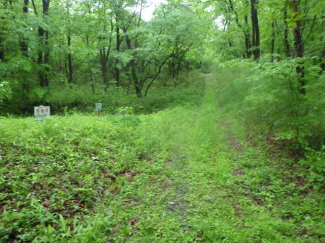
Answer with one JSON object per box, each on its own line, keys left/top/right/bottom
{"left": 0, "top": 0, "right": 325, "bottom": 242}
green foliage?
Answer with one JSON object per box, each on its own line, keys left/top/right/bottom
{"left": 214, "top": 59, "right": 325, "bottom": 150}
{"left": 0, "top": 0, "right": 207, "bottom": 113}
{"left": 1, "top": 0, "right": 325, "bottom": 241}
{"left": 300, "top": 147, "right": 325, "bottom": 190}
{"left": 0, "top": 81, "right": 11, "bottom": 103}
{"left": 1, "top": 76, "right": 325, "bottom": 242}
{"left": 31, "top": 71, "right": 204, "bottom": 115}
{"left": 0, "top": 114, "right": 141, "bottom": 242}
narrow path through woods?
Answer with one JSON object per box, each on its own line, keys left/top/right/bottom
{"left": 2, "top": 75, "right": 323, "bottom": 242}
{"left": 0, "top": 74, "right": 325, "bottom": 243}
{"left": 117, "top": 74, "right": 302, "bottom": 242}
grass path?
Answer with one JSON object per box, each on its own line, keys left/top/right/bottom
{"left": 1, "top": 75, "right": 324, "bottom": 242}
{"left": 114, "top": 76, "right": 312, "bottom": 242}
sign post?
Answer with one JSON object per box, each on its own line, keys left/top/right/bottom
{"left": 95, "top": 103, "right": 102, "bottom": 116}
{"left": 34, "top": 105, "right": 50, "bottom": 123}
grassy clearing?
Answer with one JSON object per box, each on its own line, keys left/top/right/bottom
{"left": 1, "top": 74, "right": 324, "bottom": 242}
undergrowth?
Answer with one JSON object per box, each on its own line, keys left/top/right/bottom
{"left": 213, "top": 59, "right": 325, "bottom": 150}
{"left": 1, "top": 73, "right": 324, "bottom": 242}
{"left": 213, "top": 67, "right": 325, "bottom": 241}
{"left": 0, "top": 71, "right": 204, "bottom": 116}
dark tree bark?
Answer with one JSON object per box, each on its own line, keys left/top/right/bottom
{"left": 66, "top": 2, "right": 73, "bottom": 84}
{"left": 0, "top": 30, "right": 4, "bottom": 62}
{"left": 115, "top": 12, "right": 122, "bottom": 86}
{"left": 145, "top": 54, "right": 173, "bottom": 97}
{"left": 19, "top": 0, "right": 29, "bottom": 57}
{"left": 321, "top": 49, "right": 325, "bottom": 73}
{"left": 271, "top": 20, "right": 276, "bottom": 62}
{"left": 123, "top": 26, "right": 142, "bottom": 98}
{"left": 0, "top": 1, "right": 9, "bottom": 62}
{"left": 170, "top": 41, "right": 180, "bottom": 79}
{"left": 172, "top": 57, "right": 176, "bottom": 79}
{"left": 44, "top": 29, "right": 49, "bottom": 85}
{"left": 227, "top": 0, "right": 251, "bottom": 58}
{"left": 99, "top": 45, "right": 108, "bottom": 88}
{"left": 0, "top": 50, "right": 3, "bottom": 62}
{"left": 290, "top": 0, "right": 305, "bottom": 95}
{"left": 31, "top": 0, "right": 37, "bottom": 14}
{"left": 19, "top": 0, "right": 30, "bottom": 102}
{"left": 37, "top": 26, "right": 45, "bottom": 86}
{"left": 244, "top": 15, "right": 252, "bottom": 58}
{"left": 284, "top": 7, "right": 291, "bottom": 57}
{"left": 67, "top": 35, "right": 73, "bottom": 84}
{"left": 115, "top": 23, "right": 120, "bottom": 86}
{"left": 250, "top": 0, "right": 260, "bottom": 60}
{"left": 176, "top": 45, "right": 192, "bottom": 79}
{"left": 38, "top": 0, "right": 50, "bottom": 87}
{"left": 23, "top": 0, "right": 28, "bottom": 13}
{"left": 99, "top": 15, "right": 113, "bottom": 91}
{"left": 0, "top": 36, "right": 4, "bottom": 62}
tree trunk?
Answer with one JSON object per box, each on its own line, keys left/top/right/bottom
{"left": 321, "top": 49, "right": 325, "bottom": 73}
{"left": 38, "top": 0, "right": 50, "bottom": 87}
{"left": 290, "top": 0, "right": 305, "bottom": 95}
{"left": 132, "top": 60, "right": 142, "bottom": 98}
{"left": 145, "top": 54, "right": 173, "bottom": 97}
{"left": 227, "top": 0, "right": 252, "bottom": 59}
{"left": 244, "top": 15, "right": 252, "bottom": 58}
{"left": 284, "top": 7, "right": 291, "bottom": 57}
{"left": 99, "top": 47, "right": 108, "bottom": 90}
{"left": 0, "top": 50, "right": 3, "bottom": 62}
{"left": 44, "top": 29, "right": 50, "bottom": 86}
{"left": 38, "top": 26, "right": 45, "bottom": 86}
{"left": 176, "top": 46, "right": 191, "bottom": 79}
{"left": 123, "top": 27, "right": 142, "bottom": 98}
{"left": 66, "top": 1, "right": 73, "bottom": 84}
{"left": 20, "top": 0, "right": 29, "bottom": 57}
{"left": 115, "top": 16, "right": 121, "bottom": 86}
{"left": 98, "top": 15, "right": 113, "bottom": 92}
{"left": 172, "top": 57, "right": 176, "bottom": 79}
{"left": 67, "top": 35, "right": 73, "bottom": 84}
{"left": 0, "top": 1, "right": 9, "bottom": 62}
{"left": 250, "top": 0, "right": 260, "bottom": 60}
{"left": 23, "top": 0, "right": 28, "bottom": 13}
{"left": 0, "top": 32, "right": 4, "bottom": 62}
{"left": 271, "top": 20, "right": 276, "bottom": 62}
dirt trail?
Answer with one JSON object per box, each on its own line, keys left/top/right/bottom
{"left": 127, "top": 75, "right": 303, "bottom": 242}
{"left": 167, "top": 154, "right": 190, "bottom": 228}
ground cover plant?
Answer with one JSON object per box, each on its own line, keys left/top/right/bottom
{"left": 1, "top": 0, "right": 325, "bottom": 242}
{"left": 1, "top": 74, "right": 325, "bottom": 242}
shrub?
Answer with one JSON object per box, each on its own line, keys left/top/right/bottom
{"left": 213, "top": 58, "right": 325, "bottom": 150}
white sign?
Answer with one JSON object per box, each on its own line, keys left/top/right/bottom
{"left": 34, "top": 106, "right": 50, "bottom": 121}
{"left": 95, "top": 103, "right": 102, "bottom": 112}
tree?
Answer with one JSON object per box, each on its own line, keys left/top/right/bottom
{"left": 32, "top": 0, "right": 51, "bottom": 87}
{"left": 250, "top": 0, "right": 260, "bottom": 60}
{"left": 290, "top": 0, "right": 305, "bottom": 95}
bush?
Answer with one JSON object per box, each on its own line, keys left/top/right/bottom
{"left": 41, "top": 71, "right": 206, "bottom": 115}
{"left": 213, "top": 57, "right": 325, "bottom": 150}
